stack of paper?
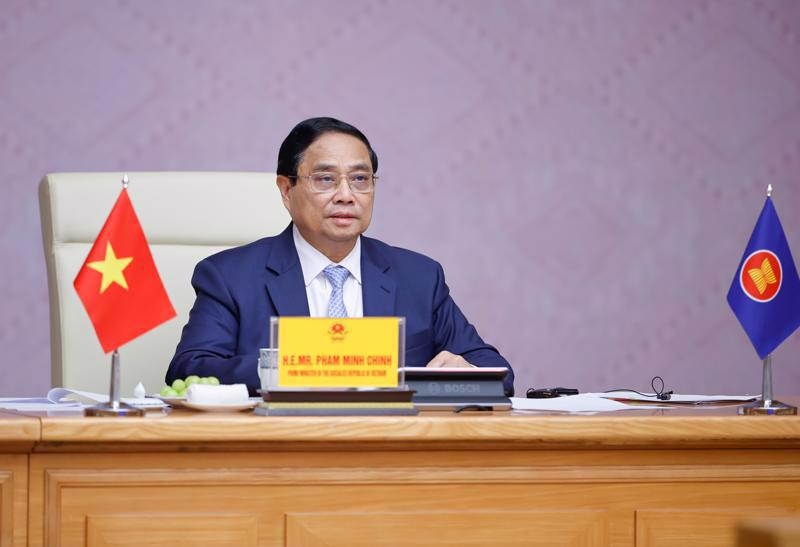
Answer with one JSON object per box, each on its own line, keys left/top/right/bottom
{"left": 510, "top": 392, "right": 757, "bottom": 412}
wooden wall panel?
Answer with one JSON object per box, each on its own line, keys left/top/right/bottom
{"left": 286, "top": 510, "right": 625, "bottom": 547}
{"left": 0, "top": 455, "right": 27, "bottom": 547}
{"left": 637, "top": 509, "right": 800, "bottom": 547}
{"left": 26, "top": 449, "right": 800, "bottom": 547}
{"left": 86, "top": 513, "right": 258, "bottom": 547}
{"left": 0, "top": 471, "right": 11, "bottom": 547}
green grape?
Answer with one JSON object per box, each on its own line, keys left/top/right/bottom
{"left": 198, "top": 377, "right": 211, "bottom": 385}
{"left": 185, "top": 375, "right": 200, "bottom": 386}
{"left": 207, "top": 376, "right": 220, "bottom": 385}
{"left": 160, "top": 386, "right": 178, "bottom": 397}
{"left": 171, "top": 379, "right": 186, "bottom": 391}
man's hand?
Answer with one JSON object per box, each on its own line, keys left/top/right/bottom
{"left": 425, "top": 350, "right": 475, "bottom": 368}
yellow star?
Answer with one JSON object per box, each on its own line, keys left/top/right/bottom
{"left": 87, "top": 242, "right": 134, "bottom": 293}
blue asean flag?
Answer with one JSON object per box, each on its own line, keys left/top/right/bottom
{"left": 727, "top": 196, "right": 800, "bottom": 359}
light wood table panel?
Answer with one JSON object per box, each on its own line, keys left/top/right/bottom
{"left": 0, "top": 411, "right": 39, "bottom": 547}
{"left": 18, "top": 403, "right": 800, "bottom": 546}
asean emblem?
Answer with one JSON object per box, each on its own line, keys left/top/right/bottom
{"left": 739, "top": 250, "right": 782, "bottom": 303}
{"left": 328, "top": 322, "right": 347, "bottom": 342}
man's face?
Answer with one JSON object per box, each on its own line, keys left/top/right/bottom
{"left": 277, "top": 132, "right": 374, "bottom": 257}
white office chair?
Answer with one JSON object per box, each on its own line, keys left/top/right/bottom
{"left": 39, "top": 172, "right": 290, "bottom": 396}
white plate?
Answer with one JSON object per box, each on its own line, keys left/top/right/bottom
{"left": 153, "top": 395, "right": 187, "bottom": 407}
{"left": 182, "top": 400, "right": 258, "bottom": 412}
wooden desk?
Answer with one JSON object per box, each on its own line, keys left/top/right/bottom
{"left": 4, "top": 404, "right": 800, "bottom": 546}
{"left": 0, "top": 410, "right": 39, "bottom": 547}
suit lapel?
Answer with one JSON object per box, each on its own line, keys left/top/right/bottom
{"left": 361, "top": 238, "right": 396, "bottom": 317}
{"left": 264, "top": 224, "right": 310, "bottom": 316}
{"left": 265, "top": 227, "right": 395, "bottom": 317}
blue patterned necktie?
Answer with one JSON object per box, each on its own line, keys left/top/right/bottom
{"left": 323, "top": 265, "right": 349, "bottom": 318}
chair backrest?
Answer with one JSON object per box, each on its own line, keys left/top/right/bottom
{"left": 39, "top": 172, "right": 290, "bottom": 396}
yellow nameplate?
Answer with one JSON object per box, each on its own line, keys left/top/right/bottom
{"left": 277, "top": 317, "right": 401, "bottom": 388}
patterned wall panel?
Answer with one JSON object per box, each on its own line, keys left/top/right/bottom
{"left": 1, "top": 0, "right": 798, "bottom": 396}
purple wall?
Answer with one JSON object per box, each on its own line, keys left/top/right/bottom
{"left": 2, "top": 0, "right": 799, "bottom": 397}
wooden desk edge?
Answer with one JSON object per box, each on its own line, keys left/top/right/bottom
{"left": 33, "top": 414, "right": 800, "bottom": 449}
{"left": 0, "top": 412, "right": 41, "bottom": 448}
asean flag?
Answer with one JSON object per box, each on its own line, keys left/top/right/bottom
{"left": 73, "top": 188, "right": 176, "bottom": 353}
{"left": 727, "top": 196, "right": 800, "bottom": 359}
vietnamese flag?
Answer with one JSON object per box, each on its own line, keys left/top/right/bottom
{"left": 74, "top": 187, "right": 176, "bottom": 353}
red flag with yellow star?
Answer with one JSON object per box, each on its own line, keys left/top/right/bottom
{"left": 74, "top": 188, "right": 176, "bottom": 353}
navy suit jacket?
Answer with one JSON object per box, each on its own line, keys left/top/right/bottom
{"left": 167, "top": 224, "right": 514, "bottom": 394}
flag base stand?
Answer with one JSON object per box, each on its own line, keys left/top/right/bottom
{"left": 738, "top": 399, "right": 797, "bottom": 415}
{"left": 85, "top": 349, "right": 145, "bottom": 418}
{"left": 738, "top": 354, "right": 797, "bottom": 416}
{"left": 85, "top": 401, "right": 145, "bottom": 417}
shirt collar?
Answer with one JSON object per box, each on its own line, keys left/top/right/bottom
{"left": 292, "top": 224, "right": 362, "bottom": 287}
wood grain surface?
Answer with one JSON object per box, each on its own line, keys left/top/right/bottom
{"left": 4, "top": 403, "right": 800, "bottom": 546}
{"left": 33, "top": 409, "right": 800, "bottom": 449}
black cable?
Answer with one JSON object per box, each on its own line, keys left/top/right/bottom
{"left": 603, "top": 376, "right": 673, "bottom": 400}
{"left": 603, "top": 388, "right": 656, "bottom": 397}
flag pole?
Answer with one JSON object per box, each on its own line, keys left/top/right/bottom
{"left": 738, "top": 184, "right": 797, "bottom": 416}
{"left": 738, "top": 353, "right": 796, "bottom": 415}
{"left": 85, "top": 174, "right": 145, "bottom": 417}
{"left": 763, "top": 353, "right": 773, "bottom": 407}
{"left": 85, "top": 349, "right": 144, "bottom": 416}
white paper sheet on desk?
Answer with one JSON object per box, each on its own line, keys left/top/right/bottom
{"left": 0, "top": 397, "right": 82, "bottom": 411}
{"left": 587, "top": 392, "right": 757, "bottom": 404}
{"left": 511, "top": 394, "right": 666, "bottom": 412}
{"left": 47, "top": 388, "right": 167, "bottom": 408}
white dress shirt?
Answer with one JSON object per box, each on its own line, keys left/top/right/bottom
{"left": 292, "top": 225, "right": 363, "bottom": 318}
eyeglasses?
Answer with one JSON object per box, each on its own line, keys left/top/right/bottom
{"left": 290, "top": 172, "right": 377, "bottom": 194}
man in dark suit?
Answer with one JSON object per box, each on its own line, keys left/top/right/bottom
{"left": 167, "top": 117, "right": 514, "bottom": 394}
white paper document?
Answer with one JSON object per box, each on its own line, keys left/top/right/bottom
{"left": 511, "top": 394, "right": 665, "bottom": 412}
{"left": 511, "top": 392, "right": 757, "bottom": 412}
{"left": 588, "top": 392, "right": 758, "bottom": 405}
{"left": 46, "top": 388, "right": 167, "bottom": 408}
{"left": 0, "top": 396, "right": 82, "bottom": 412}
